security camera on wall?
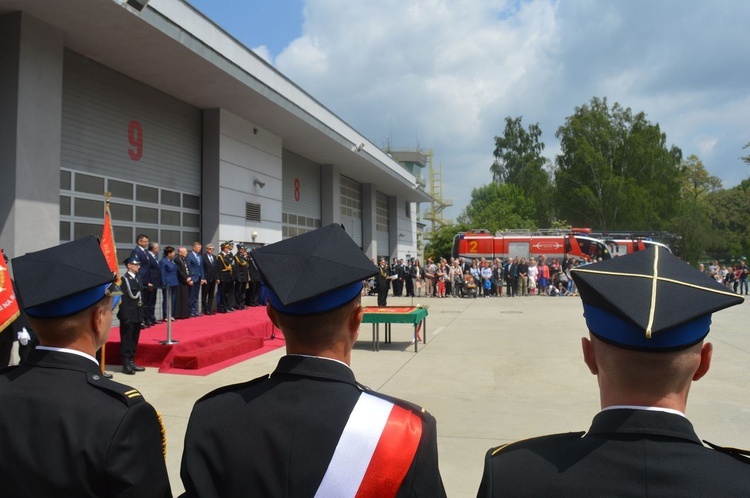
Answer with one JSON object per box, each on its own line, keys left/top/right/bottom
{"left": 125, "top": 0, "right": 150, "bottom": 12}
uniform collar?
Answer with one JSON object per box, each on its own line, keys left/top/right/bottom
{"left": 26, "top": 347, "right": 102, "bottom": 374}
{"left": 587, "top": 407, "right": 702, "bottom": 445}
{"left": 271, "top": 355, "right": 358, "bottom": 386}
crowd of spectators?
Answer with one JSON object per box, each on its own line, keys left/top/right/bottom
{"left": 702, "top": 258, "right": 749, "bottom": 295}
{"left": 366, "top": 255, "right": 586, "bottom": 300}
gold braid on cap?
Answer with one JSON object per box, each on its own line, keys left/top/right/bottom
{"left": 572, "top": 247, "right": 740, "bottom": 339}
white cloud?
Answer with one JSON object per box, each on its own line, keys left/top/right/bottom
{"left": 274, "top": 0, "right": 750, "bottom": 220}
{"left": 251, "top": 45, "right": 273, "bottom": 65}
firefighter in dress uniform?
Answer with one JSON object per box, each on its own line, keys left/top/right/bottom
{"left": 478, "top": 246, "right": 750, "bottom": 497}
{"left": 0, "top": 236, "right": 170, "bottom": 497}
{"left": 118, "top": 256, "right": 145, "bottom": 375}
{"left": 180, "top": 224, "right": 446, "bottom": 497}
{"left": 216, "top": 242, "right": 235, "bottom": 312}
{"left": 233, "top": 243, "right": 250, "bottom": 310}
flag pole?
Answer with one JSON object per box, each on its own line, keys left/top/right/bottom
{"left": 99, "top": 192, "right": 119, "bottom": 375}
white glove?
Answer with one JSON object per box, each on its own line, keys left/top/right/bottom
{"left": 17, "top": 327, "right": 30, "bottom": 346}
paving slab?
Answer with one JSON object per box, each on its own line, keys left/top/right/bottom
{"left": 111, "top": 293, "right": 750, "bottom": 497}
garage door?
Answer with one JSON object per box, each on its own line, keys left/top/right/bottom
{"left": 60, "top": 50, "right": 202, "bottom": 260}
{"left": 282, "top": 150, "right": 321, "bottom": 239}
{"left": 340, "top": 175, "right": 363, "bottom": 248}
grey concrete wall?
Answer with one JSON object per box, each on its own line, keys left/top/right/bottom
{"left": 202, "top": 109, "right": 221, "bottom": 247}
{"left": 362, "top": 183, "right": 376, "bottom": 258}
{"left": 388, "top": 195, "right": 399, "bottom": 260}
{"left": 321, "top": 164, "right": 340, "bottom": 227}
{"left": 0, "top": 12, "right": 63, "bottom": 260}
{"left": 217, "top": 109, "right": 282, "bottom": 244}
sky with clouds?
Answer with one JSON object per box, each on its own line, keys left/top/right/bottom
{"left": 189, "top": 0, "right": 750, "bottom": 220}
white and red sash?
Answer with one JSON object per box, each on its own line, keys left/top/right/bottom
{"left": 314, "top": 392, "right": 423, "bottom": 498}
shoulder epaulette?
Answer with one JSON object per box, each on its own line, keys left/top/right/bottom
{"left": 490, "top": 431, "right": 586, "bottom": 457}
{"left": 197, "top": 374, "right": 270, "bottom": 402}
{"left": 703, "top": 439, "right": 750, "bottom": 460}
{"left": 86, "top": 373, "right": 145, "bottom": 406}
{"left": 358, "top": 385, "right": 432, "bottom": 420}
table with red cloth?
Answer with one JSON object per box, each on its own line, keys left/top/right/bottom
{"left": 361, "top": 306, "right": 428, "bottom": 352}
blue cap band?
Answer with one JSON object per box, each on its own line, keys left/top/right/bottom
{"left": 583, "top": 303, "right": 712, "bottom": 350}
{"left": 268, "top": 281, "right": 362, "bottom": 315}
{"left": 26, "top": 283, "right": 113, "bottom": 318}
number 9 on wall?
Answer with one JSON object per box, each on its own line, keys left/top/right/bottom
{"left": 128, "top": 120, "right": 143, "bottom": 161}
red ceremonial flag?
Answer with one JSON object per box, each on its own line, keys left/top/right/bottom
{"left": 0, "top": 254, "right": 20, "bottom": 333}
{"left": 101, "top": 197, "right": 120, "bottom": 284}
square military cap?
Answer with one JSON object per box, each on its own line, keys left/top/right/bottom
{"left": 571, "top": 246, "right": 744, "bottom": 350}
{"left": 12, "top": 236, "right": 121, "bottom": 318}
{"left": 252, "top": 223, "right": 377, "bottom": 315}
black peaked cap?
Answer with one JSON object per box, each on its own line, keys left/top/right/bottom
{"left": 571, "top": 246, "right": 743, "bottom": 338}
{"left": 252, "top": 224, "right": 376, "bottom": 307}
{"left": 12, "top": 236, "right": 116, "bottom": 310}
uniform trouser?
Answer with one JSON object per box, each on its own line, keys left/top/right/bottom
{"left": 219, "top": 281, "right": 235, "bottom": 311}
{"left": 377, "top": 286, "right": 388, "bottom": 307}
{"left": 505, "top": 279, "right": 514, "bottom": 296}
{"left": 120, "top": 320, "right": 142, "bottom": 363}
{"left": 201, "top": 281, "right": 216, "bottom": 313}
{"left": 143, "top": 288, "right": 157, "bottom": 323}
{"left": 234, "top": 281, "right": 248, "bottom": 308}
{"left": 405, "top": 277, "right": 414, "bottom": 297}
{"left": 247, "top": 281, "right": 261, "bottom": 306}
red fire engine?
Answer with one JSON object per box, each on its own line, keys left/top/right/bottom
{"left": 587, "top": 232, "right": 676, "bottom": 257}
{"left": 451, "top": 229, "right": 612, "bottom": 262}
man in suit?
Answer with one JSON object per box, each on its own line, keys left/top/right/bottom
{"left": 142, "top": 241, "right": 162, "bottom": 326}
{"left": 187, "top": 242, "right": 205, "bottom": 317}
{"left": 181, "top": 224, "right": 446, "bottom": 497}
{"left": 1, "top": 236, "right": 170, "bottom": 497}
{"left": 201, "top": 244, "right": 218, "bottom": 315}
{"left": 216, "top": 242, "right": 235, "bottom": 312}
{"left": 478, "top": 246, "right": 749, "bottom": 497}
{"left": 129, "top": 233, "right": 151, "bottom": 285}
{"left": 118, "top": 256, "right": 145, "bottom": 375}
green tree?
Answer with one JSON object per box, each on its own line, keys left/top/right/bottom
{"left": 554, "top": 97, "right": 682, "bottom": 230}
{"left": 679, "top": 154, "right": 722, "bottom": 202}
{"left": 668, "top": 155, "right": 722, "bottom": 264}
{"left": 705, "top": 179, "right": 750, "bottom": 261}
{"left": 457, "top": 182, "right": 536, "bottom": 234}
{"left": 423, "top": 224, "right": 468, "bottom": 261}
{"left": 491, "top": 116, "right": 552, "bottom": 225}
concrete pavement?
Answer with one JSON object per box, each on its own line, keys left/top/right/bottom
{"left": 117, "top": 293, "right": 750, "bottom": 497}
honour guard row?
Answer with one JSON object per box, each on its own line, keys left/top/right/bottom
{"left": 0, "top": 224, "right": 748, "bottom": 497}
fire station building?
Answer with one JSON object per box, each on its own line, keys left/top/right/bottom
{"left": 0, "top": 0, "right": 430, "bottom": 263}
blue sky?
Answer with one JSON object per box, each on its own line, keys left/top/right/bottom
{"left": 187, "top": 0, "right": 750, "bottom": 221}
{"left": 188, "top": 0, "right": 303, "bottom": 58}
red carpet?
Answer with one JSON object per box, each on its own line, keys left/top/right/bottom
{"left": 105, "top": 307, "right": 284, "bottom": 376}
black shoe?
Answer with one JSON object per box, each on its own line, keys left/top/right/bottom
{"left": 130, "top": 363, "right": 145, "bottom": 372}
{"left": 195, "top": 313, "right": 203, "bottom": 317}
{"left": 122, "top": 364, "right": 135, "bottom": 375}
{"left": 101, "top": 372, "right": 113, "bottom": 379}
